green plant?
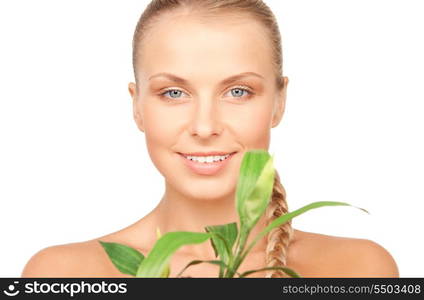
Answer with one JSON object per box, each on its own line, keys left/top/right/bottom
{"left": 100, "top": 149, "right": 368, "bottom": 277}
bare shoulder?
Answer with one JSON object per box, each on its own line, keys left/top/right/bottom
{"left": 21, "top": 243, "right": 83, "bottom": 277}
{"left": 21, "top": 238, "right": 133, "bottom": 278}
{"left": 20, "top": 217, "right": 155, "bottom": 278}
{"left": 289, "top": 229, "right": 399, "bottom": 277}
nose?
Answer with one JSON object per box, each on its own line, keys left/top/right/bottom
{"left": 188, "top": 97, "right": 223, "bottom": 139}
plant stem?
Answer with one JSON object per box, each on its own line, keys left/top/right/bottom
{"left": 223, "top": 228, "right": 240, "bottom": 278}
{"left": 225, "top": 228, "right": 250, "bottom": 277}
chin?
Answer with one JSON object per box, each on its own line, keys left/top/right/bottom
{"left": 178, "top": 176, "right": 237, "bottom": 202}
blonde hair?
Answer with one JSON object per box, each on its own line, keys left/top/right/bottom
{"left": 131, "top": 0, "right": 293, "bottom": 278}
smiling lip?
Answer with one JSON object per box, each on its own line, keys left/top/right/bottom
{"left": 178, "top": 151, "right": 236, "bottom": 156}
{"left": 177, "top": 152, "right": 237, "bottom": 175}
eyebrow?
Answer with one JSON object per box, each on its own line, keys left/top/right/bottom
{"left": 148, "top": 71, "right": 264, "bottom": 86}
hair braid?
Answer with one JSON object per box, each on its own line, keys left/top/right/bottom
{"left": 264, "top": 169, "right": 294, "bottom": 277}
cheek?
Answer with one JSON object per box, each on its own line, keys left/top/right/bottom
{"left": 142, "top": 104, "right": 180, "bottom": 145}
{"left": 226, "top": 103, "right": 273, "bottom": 149}
{"left": 141, "top": 104, "right": 182, "bottom": 174}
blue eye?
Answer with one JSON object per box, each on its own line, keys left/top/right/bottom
{"left": 229, "top": 87, "right": 251, "bottom": 98}
{"left": 161, "top": 89, "right": 186, "bottom": 99}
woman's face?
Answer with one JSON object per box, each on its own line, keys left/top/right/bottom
{"left": 129, "top": 12, "right": 288, "bottom": 202}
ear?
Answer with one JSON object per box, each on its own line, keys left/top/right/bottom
{"left": 272, "top": 76, "right": 289, "bottom": 128}
{"left": 128, "top": 82, "right": 145, "bottom": 132}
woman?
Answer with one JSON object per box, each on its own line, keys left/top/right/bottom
{"left": 21, "top": 0, "right": 399, "bottom": 278}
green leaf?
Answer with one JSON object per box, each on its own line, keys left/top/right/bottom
{"left": 99, "top": 241, "right": 145, "bottom": 277}
{"left": 156, "top": 227, "right": 171, "bottom": 278}
{"left": 242, "top": 201, "right": 369, "bottom": 261}
{"left": 205, "top": 223, "right": 238, "bottom": 261}
{"left": 233, "top": 149, "right": 275, "bottom": 265}
{"left": 239, "top": 266, "right": 302, "bottom": 278}
{"left": 175, "top": 259, "right": 241, "bottom": 278}
{"left": 136, "top": 231, "right": 212, "bottom": 278}
{"left": 236, "top": 150, "right": 275, "bottom": 232}
{"left": 205, "top": 223, "right": 238, "bottom": 277}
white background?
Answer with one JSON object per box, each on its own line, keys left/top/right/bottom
{"left": 0, "top": 0, "right": 423, "bottom": 277}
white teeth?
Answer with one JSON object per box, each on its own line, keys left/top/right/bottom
{"left": 185, "top": 154, "right": 230, "bottom": 163}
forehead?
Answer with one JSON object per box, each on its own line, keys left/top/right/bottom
{"left": 137, "top": 11, "right": 274, "bottom": 82}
